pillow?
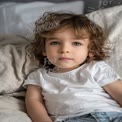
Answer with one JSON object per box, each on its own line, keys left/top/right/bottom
{"left": 86, "top": 5, "right": 122, "bottom": 77}
{"left": 16, "top": 1, "right": 84, "bottom": 23}
{"left": 0, "top": 35, "right": 39, "bottom": 94}
{"left": 0, "top": 95, "right": 31, "bottom": 122}
{"left": 0, "top": 1, "right": 84, "bottom": 38}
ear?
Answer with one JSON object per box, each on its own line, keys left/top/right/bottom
{"left": 42, "top": 51, "right": 47, "bottom": 56}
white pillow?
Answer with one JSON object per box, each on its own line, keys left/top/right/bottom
{"left": 0, "top": 1, "right": 84, "bottom": 38}
{"left": 0, "top": 35, "right": 39, "bottom": 94}
{"left": 17, "top": 1, "right": 84, "bottom": 38}
{"left": 86, "top": 5, "right": 122, "bottom": 77}
{"left": 16, "top": 1, "right": 84, "bottom": 23}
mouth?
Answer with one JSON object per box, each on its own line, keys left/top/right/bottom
{"left": 58, "top": 57, "right": 73, "bottom": 61}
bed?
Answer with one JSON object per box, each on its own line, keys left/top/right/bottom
{"left": 0, "top": 0, "right": 122, "bottom": 122}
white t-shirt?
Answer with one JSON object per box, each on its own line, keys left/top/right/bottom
{"left": 23, "top": 61, "right": 122, "bottom": 121}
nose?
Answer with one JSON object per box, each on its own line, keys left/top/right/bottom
{"left": 59, "top": 44, "right": 70, "bottom": 53}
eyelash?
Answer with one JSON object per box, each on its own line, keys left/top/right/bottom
{"left": 72, "top": 42, "right": 82, "bottom": 46}
{"left": 50, "top": 41, "right": 60, "bottom": 45}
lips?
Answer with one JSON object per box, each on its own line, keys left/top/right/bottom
{"left": 59, "top": 57, "right": 73, "bottom": 60}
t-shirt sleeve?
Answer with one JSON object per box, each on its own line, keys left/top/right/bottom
{"left": 93, "top": 61, "right": 121, "bottom": 87}
{"left": 23, "top": 69, "right": 41, "bottom": 88}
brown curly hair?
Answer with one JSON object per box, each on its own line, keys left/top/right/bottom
{"left": 30, "top": 12, "right": 110, "bottom": 69}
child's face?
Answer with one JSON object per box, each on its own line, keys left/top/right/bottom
{"left": 43, "top": 28, "right": 89, "bottom": 72}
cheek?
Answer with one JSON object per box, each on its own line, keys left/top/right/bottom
{"left": 76, "top": 48, "right": 88, "bottom": 59}
{"left": 46, "top": 51, "right": 58, "bottom": 65}
{"left": 46, "top": 49, "right": 57, "bottom": 59}
{"left": 45, "top": 46, "right": 55, "bottom": 56}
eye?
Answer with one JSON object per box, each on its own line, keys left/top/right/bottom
{"left": 49, "top": 41, "right": 60, "bottom": 45}
{"left": 72, "top": 42, "right": 82, "bottom": 46}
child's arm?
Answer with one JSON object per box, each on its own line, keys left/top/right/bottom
{"left": 103, "top": 80, "right": 122, "bottom": 106}
{"left": 25, "top": 85, "right": 52, "bottom": 122}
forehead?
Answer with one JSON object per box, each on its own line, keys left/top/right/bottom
{"left": 47, "top": 26, "right": 90, "bottom": 39}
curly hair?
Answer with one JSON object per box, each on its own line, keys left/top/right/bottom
{"left": 30, "top": 12, "right": 110, "bottom": 69}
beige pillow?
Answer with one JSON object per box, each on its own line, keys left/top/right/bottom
{"left": 86, "top": 5, "right": 122, "bottom": 77}
{"left": 0, "top": 35, "right": 39, "bottom": 94}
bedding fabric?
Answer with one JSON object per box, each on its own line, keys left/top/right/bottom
{"left": 0, "top": 4, "right": 122, "bottom": 122}
{"left": 0, "top": 1, "right": 84, "bottom": 38}
{"left": 0, "top": 35, "right": 39, "bottom": 94}
{"left": 0, "top": 35, "right": 38, "bottom": 122}
{"left": 86, "top": 5, "right": 122, "bottom": 78}
{"left": 0, "top": 95, "right": 31, "bottom": 122}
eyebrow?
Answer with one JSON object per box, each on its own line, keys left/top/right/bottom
{"left": 46, "top": 37, "right": 59, "bottom": 41}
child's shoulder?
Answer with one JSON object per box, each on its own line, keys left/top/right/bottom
{"left": 86, "top": 61, "right": 112, "bottom": 73}
{"left": 88, "top": 60, "right": 109, "bottom": 68}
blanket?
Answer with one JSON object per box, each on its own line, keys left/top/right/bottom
{"left": 0, "top": 95, "right": 31, "bottom": 122}
{"left": 87, "top": 5, "right": 122, "bottom": 78}
{"left": 0, "top": 35, "right": 39, "bottom": 122}
{"left": 0, "top": 35, "right": 39, "bottom": 94}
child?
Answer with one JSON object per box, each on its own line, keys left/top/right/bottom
{"left": 23, "top": 12, "right": 122, "bottom": 122}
